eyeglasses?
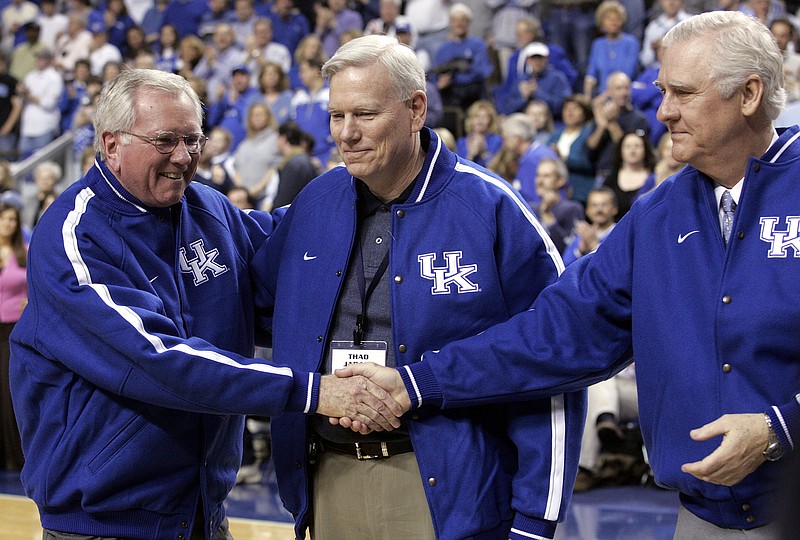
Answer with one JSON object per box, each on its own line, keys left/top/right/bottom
{"left": 120, "top": 131, "right": 207, "bottom": 154}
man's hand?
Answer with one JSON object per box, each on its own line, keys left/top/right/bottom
{"left": 329, "top": 363, "right": 412, "bottom": 433}
{"left": 681, "top": 413, "right": 769, "bottom": 486}
{"left": 317, "top": 374, "right": 403, "bottom": 433}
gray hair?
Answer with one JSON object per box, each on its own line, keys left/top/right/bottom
{"left": 502, "top": 113, "right": 534, "bottom": 142}
{"left": 449, "top": 2, "right": 472, "bottom": 19}
{"left": 93, "top": 68, "right": 203, "bottom": 160}
{"left": 538, "top": 156, "right": 568, "bottom": 179}
{"left": 321, "top": 34, "right": 425, "bottom": 102}
{"left": 662, "top": 11, "right": 786, "bottom": 120}
{"left": 34, "top": 160, "right": 62, "bottom": 181}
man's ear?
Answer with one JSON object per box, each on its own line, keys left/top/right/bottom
{"left": 409, "top": 90, "right": 427, "bottom": 132}
{"left": 740, "top": 74, "right": 765, "bottom": 118}
{"left": 102, "top": 130, "right": 121, "bottom": 171}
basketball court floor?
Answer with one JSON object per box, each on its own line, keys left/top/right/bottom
{"left": 0, "top": 460, "right": 680, "bottom": 540}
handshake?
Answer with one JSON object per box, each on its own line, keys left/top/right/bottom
{"left": 317, "top": 363, "right": 411, "bottom": 434}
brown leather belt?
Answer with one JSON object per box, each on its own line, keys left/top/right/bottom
{"left": 320, "top": 439, "right": 414, "bottom": 460}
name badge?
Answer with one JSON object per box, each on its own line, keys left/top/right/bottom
{"left": 331, "top": 340, "right": 388, "bottom": 372}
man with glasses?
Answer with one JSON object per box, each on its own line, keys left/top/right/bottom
{"left": 9, "top": 68, "right": 402, "bottom": 540}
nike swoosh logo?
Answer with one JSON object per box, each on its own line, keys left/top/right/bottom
{"left": 149, "top": 275, "right": 158, "bottom": 283}
{"left": 677, "top": 230, "right": 699, "bottom": 244}
{"left": 303, "top": 252, "right": 317, "bottom": 261}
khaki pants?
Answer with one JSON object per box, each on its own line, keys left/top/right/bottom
{"left": 311, "top": 450, "right": 435, "bottom": 540}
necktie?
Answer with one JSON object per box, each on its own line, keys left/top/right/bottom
{"left": 721, "top": 190, "right": 736, "bottom": 246}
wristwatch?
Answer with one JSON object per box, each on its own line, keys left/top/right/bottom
{"left": 763, "top": 414, "right": 784, "bottom": 462}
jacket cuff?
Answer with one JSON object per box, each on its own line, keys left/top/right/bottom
{"left": 509, "top": 513, "right": 557, "bottom": 540}
{"left": 288, "top": 371, "right": 320, "bottom": 414}
{"left": 769, "top": 395, "right": 800, "bottom": 453}
{"left": 399, "top": 357, "right": 443, "bottom": 410}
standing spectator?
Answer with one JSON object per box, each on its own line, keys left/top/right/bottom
{"left": 502, "top": 112, "right": 559, "bottom": 206}
{"left": 548, "top": 94, "right": 596, "bottom": 204}
{"left": 194, "top": 126, "right": 237, "bottom": 194}
{"left": 403, "top": 0, "right": 449, "bottom": 59}
{"left": 233, "top": 101, "right": 282, "bottom": 205}
{"left": 561, "top": 185, "right": 618, "bottom": 265}
{"left": 121, "top": 25, "right": 152, "bottom": 64}
{"left": 53, "top": 12, "right": 93, "bottom": 75}
{"left": 91, "top": 0, "right": 135, "bottom": 52}
{"left": 208, "top": 64, "right": 264, "bottom": 150}
{"left": 290, "top": 57, "right": 334, "bottom": 164}
{"left": 431, "top": 3, "right": 494, "bottom": 110}
{"left": 176, "top": 34, "right": 205, "bottom": 79}
{"left": 87, "top": 19, "right": 123, "bottom": 77}
{"left": 0, "top": 201, "right": 26, "bottom": 472}
{"left": 1, "top": 0, "right": 39, "bottom": 52}
{"left": 639, "top": 0, "right": 690, "bottom": 70}
{"left": 602, "top": 129, "right": 656, "bottom": 219}
{"left": 258, "top": 33, "right": 582, "bottom": 540}
{"left": 586, "top": 70, "right": 649, "bottom": 180}
{"left": 455, "top": 99, "right": 503, "bottom": 168}
{"left": 194, "top": 23, "right": 246, "bottom": 105}
{"left": 259, "top": 61, "right": 294, "bottom": 125}
{"left": 770, "top": 18, "right": 800, "bottom": 103}
{"left": 545, "top": 0, "right": 597, "bottom": 79}
{"left": 18, "top": 48, "right": 62, "bottom": 160}
{"left": 267, "top": 0, "right": 311, "bottom": 56}
{"left": 245, "top": 17, "right": 292, "bottom": 76}
{"left": 288, "top": 34, "right": 326, "bottom": 90}
{"left": 313, "top": 0, "right": 363, "bottom": 58}
{"left": 583, "top": 0, "right": 640, "bottom": 98}
{"left": 36, "top": 0, "right": 68, "bottom": 51}
{"left": 57, "top": 59, "right": 91, "bottom": 133}
{"left": 270, "top": 120, "right": 321, "bottom": 208}
{"left": 10, "top": 21, "right": 46, "bottom": 82}
{"left": 533, "top": 156, "right": 585, "bottom": 253}
{"left": 161, "top": 0, "right": 208, "bottom": 39}
{"left": 198, "top": 0, "right": 237, "bottom": 42}
{"left": 0, "top": 52, "right": 21, "bottom": 162}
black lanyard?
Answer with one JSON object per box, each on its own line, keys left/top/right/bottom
{"left": 353, "top": 239, "right": 389, "bottom": 347}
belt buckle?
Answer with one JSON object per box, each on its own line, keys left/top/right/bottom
{"left": 355, "top": 442, "right": 389, "bottom": 460}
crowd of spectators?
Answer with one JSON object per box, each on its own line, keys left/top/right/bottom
{"left": 1, "top": 0, "right": 800, "bottom": 488}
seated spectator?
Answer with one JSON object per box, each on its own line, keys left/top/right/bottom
{"left": 18, "top": 48, "right": 62, "bottom": 160}
{"left": 195, "top": 126, "right": 237, "bottom": 194}
{"left": 575, "top": 364, "right": 639, "bottom": 492}
{"left": 456, "top": 99, "right": 503, "bottom": 168}
{"left": 22, "top": 160, "right": 61, "bottom": 229}
{"left": 639, "top": 0, "right": 690, "bottom": 70}
{"left": 488, "top": 0, "right": 544, "bottom": 83}
{"left": 434, "top": 126, "right": 457, "bottom": 151}
{"left": 602, "top": 129, "right": 656, "bottom": 219}
{"left": 245, "top": 17, "right": 292, "bottom": 76}
{"left": 496, "top": 42, "right": 571, "bottom": 117}
{"left": 153, "top": 23, "right": 180, "bottom": 74}
{"left": 270, "top": 120, "right": 322, "bottom": 209}
{"left": 561, "top": 185, "right": 618, "bottom": 266}
{"left": 121, "top": 25, "right": 151, "bottom": 65}
{"left": 100, "top": 60, "right": 122, "bottom": 84}
{"left": 233, "top": 102, "right": 282, "bottom": 206}
{"left": 586, "top": 71, "right": 649, "bottom": 180}
{"left": 547, "top": 94, "right": 596, "bottom": 204}
{"left": 266, "top": 0, "right": 311, "bottom": 57}
{"left": 583, "top": 0, "right": 640, "bottom": 98}
{"left": 653, "top": 131, "right": 684, "bottom": 186}
{"left": 313, "top": 0, "right": 363, "bottom": 58}
{"left": 533, "top": 157, "right": 584, "bottom": 253}
{"left": 259, "top": 61, "right": 294, "bottom": 126}
{"left": 499, "top": 112, "right": 558, "bottom": 206}
{"left": 525, "top": 98, "right": 554, "bottom": 144}
{"left": 431, "top": 3, "right": 494, "bottom": 110}
{"left": 770, "top": 18, "right": 800, "bottom": 103}
{"left": 288, "top": 34, "right": 327, "bottom": 90}
{"left": 198, "top": 0, "right": 237, "bottom": 43}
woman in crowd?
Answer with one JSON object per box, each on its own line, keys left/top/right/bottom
{"left": 288, "top": 35, "right": 327, "bottom": 90}
{"left": 547, "top": 95, "right": 596, "bottom": 205}
{"left": 233, "top": 102, "right": 282, "bottom": 208}
{"left": 0, "top": 201, "right": 26, "bottom": 471}
{"left": 456, "top": 100, "right": 502, "bottom": 168}
{"left": 603, "top": 130, "right": 656, "bottom": 219}
{"left": 259, "top": 61, "right": 293, "bottom": 126}
{"left": 153, "top": 24, "right": 180, "bottom": 74}
{"left": 583, "top": 0, "right": 640, "bottom": 98}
